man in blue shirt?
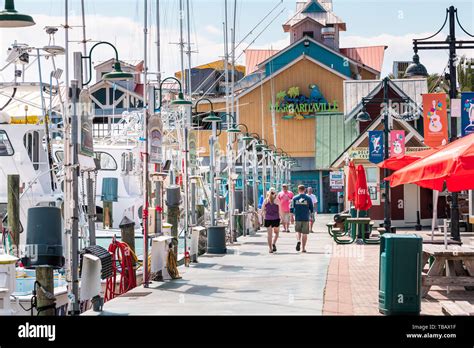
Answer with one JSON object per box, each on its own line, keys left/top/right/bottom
{"left": 290, "top": 185, "right": 314, "bottom": 253}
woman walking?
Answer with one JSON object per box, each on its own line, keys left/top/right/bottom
{"left": 262, "top": 188, "right": 281, "bottom": 253}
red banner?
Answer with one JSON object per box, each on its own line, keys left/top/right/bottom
{"left": 422, "top": 93, "right": 448, "bottom": 148}
{"left": 390, "top": 130, "right": 405, "bottom": 157}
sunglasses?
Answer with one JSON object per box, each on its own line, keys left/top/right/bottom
{"left": 270, "top": 192, "right": 276, "bottom": 195}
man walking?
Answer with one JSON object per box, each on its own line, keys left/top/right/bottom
{"left": 277, "top": 184, "right": 294, "bottom": 232}
{"left": 307, "top": 187, "right": 318, "bottom": 232}
{"left": 290, "top": 185, "right": 313, "bottom": 253}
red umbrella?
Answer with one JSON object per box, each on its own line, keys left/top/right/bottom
{"left": 346, "top": 160, "right": 358, "bottom": 202}
{"left": 389, "top": 133, "right": 474, "bottom": 191}
{"left": 378, "top": 147, "right": 441, "bottom": 171}
{"left": 355, "top": 165, "right": 372, "bottom": 211}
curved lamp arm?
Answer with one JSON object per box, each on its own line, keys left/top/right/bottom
{"left": 156, "top": 76, "right": 185, "bottom": 110}
{"left": 83, "top": 41, "right": 120, "bottom": 86}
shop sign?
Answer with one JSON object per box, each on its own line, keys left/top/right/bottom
{"left": 461, "top": 92, "right": 474, "bottom": 137}
{"left": 269, "top": 84, "right": 339, "bottom": 120}
{"left": 368, "top": 130, "right": 384, "bottom": 164}
{"left": 349, "top": 146, "right": 430, "bottom": 160}
{"left": 330, "top": 171, "right": 344, "bottom": 192}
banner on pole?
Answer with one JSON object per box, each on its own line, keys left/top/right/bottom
{"left": 389, "top": 130, "right": 405, "bottom": 157}
{"left": 368, "top": 130, "right": 384, "bottom": 164}
{"left": 422, "top": 93, "right": 448, "bottom": 147}
{"left": 461, "top": 92, "right": 474, "bottom": 137}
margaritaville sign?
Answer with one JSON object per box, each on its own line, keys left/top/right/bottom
{"left": 269, "top": 84, "right": 340, "bottom": 120}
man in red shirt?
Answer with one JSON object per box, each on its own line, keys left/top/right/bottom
{"left": 277, "top": 184, "right": 294, "bottom": 232}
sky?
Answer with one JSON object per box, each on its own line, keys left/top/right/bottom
{"left": 1, "top": 0, "right": 474, "bottom": 84}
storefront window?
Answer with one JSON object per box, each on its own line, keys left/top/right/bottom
{"left": 0, "top": 130, "right": 14, "bottom": 156}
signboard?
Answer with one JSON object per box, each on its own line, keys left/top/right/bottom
{"left": 349, "top": 147, "right": 429, "bottom": 160}
{"left": 368, "top": 130, "right": 384, "bottom": 164}
{"left": 188, "top": 130, "right": 197, "bottom": 168}
{"left": 270, "top": 84, "right": 339, "bottom": 120}
{"left": 461, "top": 92, "right": 474, "bottom": 137}
{"left": 149, "top": 115, "right": 163, "bottom": 164}
{"left": 330, "top": 171, "right": 344, "bottom": 192}
{"left": 389, "top": 130, "right": 405, "bottom": 157}
{"left": 78, "top": 90, "right": 94, "bottom": 157}
{"left": 451, "top": 98, "right": 461, "bottom": 118}
{"left": 422, "top": 93, "right": 448, "bottom": 147}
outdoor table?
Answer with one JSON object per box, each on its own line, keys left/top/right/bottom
{"left": 333, "top": 217, "right": 379, "bottom": 244}
{"left": 421, "top": 244, "right": 474, "bottom": 298}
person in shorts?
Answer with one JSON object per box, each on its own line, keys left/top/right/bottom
{"left": 277, "top": 184, "right": 294, "bottom": 232}
{"left": 262, "top": 188, "right": 281, "bottom": 253}
{"left": 290, "top": 185, "right": 313, "bottom": 253}
{"left": 307, "top": 187, "right": 318, "bottom": 232}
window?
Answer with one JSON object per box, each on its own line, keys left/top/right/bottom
{"left": 23, "top": 131, "right": 40, "bottom": 170}
{"left": 95, "top": 151, "right": 117, "bottom": 171}
{"left": 0, "top": 130, "right": 14, "bottom": 156}
{"left": 55, "top": 150, "right": 64, "bottom": 162}
{"left": 303, "top": 31, "right": 314, "bottom": 38}
{"left": 366, "top": 167, "right": 380, "bottom": 205}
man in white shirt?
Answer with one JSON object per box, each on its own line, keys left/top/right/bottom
{"left": 307, "top": 187, "right": 318, "bottom": 232}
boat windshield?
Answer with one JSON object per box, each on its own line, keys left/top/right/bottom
{"left": 0, "top": 130, "right": 14, "bottom": 156}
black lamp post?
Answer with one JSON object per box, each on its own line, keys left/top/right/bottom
{"left": 357, "top": 77, "right": 421, "bottom": 234}
{"left": 406, "top": 5, "right": 474, "bottom": 241}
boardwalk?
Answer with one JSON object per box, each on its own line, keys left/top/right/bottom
{"left": 84, "top": 217, "right": 333, "bottom": 316}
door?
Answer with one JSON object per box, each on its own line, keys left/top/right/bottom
{"left": 404, "top": 184, "right": 419, "bottom": 224}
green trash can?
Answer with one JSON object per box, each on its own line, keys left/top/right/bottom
{"left": 379, "top": 234, "right": 422, "bottom": 315}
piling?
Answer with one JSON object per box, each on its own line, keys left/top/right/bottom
{"left": 7, "top": 175, "right": 20, "bottom": 256}
{"left": 35, "top": 266, "right": 55, "bottom": 316}
{"left": 119, "top": 216, "right": 136, "bottom": 254}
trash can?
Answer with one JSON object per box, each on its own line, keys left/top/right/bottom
{"left": 379, "top": 234, "right": 422, "bottom": 315}
{"left": 207, "top": 226, "right": 227, "bottom": 254}
{"left": 350, "top": 207, "right": 369, "bottom": 239}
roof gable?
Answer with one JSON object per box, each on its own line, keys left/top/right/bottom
{"left": 303, "top": 0, "right": 327, "bottom": 13}
{"left": 237, "top": 54, "right": 349, "bottom": 101}
{"left": 331, "top": 114, "right": 426, "bottom": 168}
{"left": 258, "top": 36, "right": 379, "bottom": 79}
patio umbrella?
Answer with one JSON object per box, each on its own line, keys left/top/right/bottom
{"left": 378, "top": 147, "right": 441, "bottom": 171}
{"left": 388, "top": 133, "right": 474, "bottom": 192}
{"left": 346, "top": 160, "right": 358, "bottom": 202}
{"left": 355, "top": 165, "right": 372, "bottom": 212}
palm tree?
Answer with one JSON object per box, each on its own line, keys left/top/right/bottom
{"left": 457, "top": 55, "right": 474, "bottom": 92}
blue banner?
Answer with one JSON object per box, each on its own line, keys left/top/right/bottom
{"left": 369, "top": 130, "right": 384, "bottom": 164}
{"left": 461, "top": 92, "right": 474, "bottom": 137}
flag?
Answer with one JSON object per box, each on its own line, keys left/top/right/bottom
{"left": 389, "top": 130, "right": 405, "bottom": 157}
{"left": 368, "top": 130, "right": 384, "bottom": 164}
{"left": 422, "top": 93, "right": 448, "bottom": 147}
{"left": 461, "top": 92, "right": 474, "bottom": 137}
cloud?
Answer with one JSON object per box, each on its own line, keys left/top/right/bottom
{"left": 204, "top": 25, "right": 221, "bottom": 35}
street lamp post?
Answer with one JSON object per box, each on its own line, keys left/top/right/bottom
{"left": 406, "top": 5, "right": 474, "bottom": 241}
{"left": 356, "top": 77, "right": 420, "bottom": 233}
{"left": 71, "top": 42, "right": 133, "bottom": 313}
{"left": 151, "top": 76, "right": 191, "bottom": 280}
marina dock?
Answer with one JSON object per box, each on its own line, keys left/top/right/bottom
{"left": 83, "top": 219, "right": 332, "bottom": 316}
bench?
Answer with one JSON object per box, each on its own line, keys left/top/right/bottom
{"left": 441, "top": 301, "right": 474, "bottom": 316}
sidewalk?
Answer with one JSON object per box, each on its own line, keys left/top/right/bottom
{"left": 83, "top": 221, "right": 333, "bottom": 315}
{"left": 320, "top": 215, "right": 474, "bottom": 315}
